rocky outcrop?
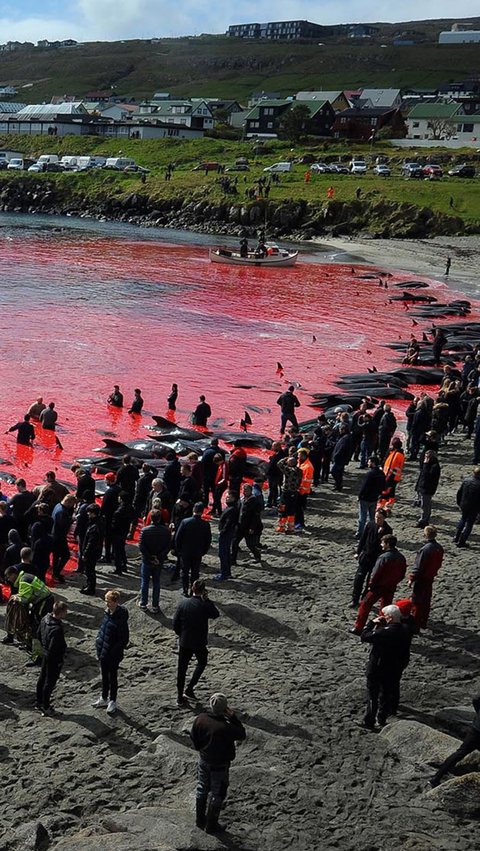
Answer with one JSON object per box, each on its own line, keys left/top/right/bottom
{"left": 0, "top": 176, "right": 478, "bottom": 239}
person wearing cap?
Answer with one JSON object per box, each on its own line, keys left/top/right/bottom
{"left": 415, "top": 450, "right": 441, "bottom": 527}
{"left": 107, "top": 385, "right": 123, "bottom": 408}
{"left": 100, "top": 472, "right": 120, "bottom": 563}
{"left": 360, "top": 604, "right": 412, "bottom": 729}
{"left": 356, "top": 455, "right": 385, "bottom": 538}
{"left": 191, "top": 692, "right": 246, "bottom": 833}
{"left": 277, "top": 385, "right": 300, "bottom": 435}
{"left": 408, "top": 525, "right": 444, "bottom": 631}
{"left": 378, "top": 437, "right": 404, "bottom": 515}
{"left": 173, "top": 578, "right": 219, "bottom": 706}
{"left": 454, "top": 466, "right": 480, "bottom": 548}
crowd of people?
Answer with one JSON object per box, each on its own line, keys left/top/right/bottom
{"left": 2, "top": 335, "right": 480, "bottom": 823}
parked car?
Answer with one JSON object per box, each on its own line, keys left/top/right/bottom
{"left": 124, "top": 165, "right": 150, "bottom": 174}
{"left": 37, "top": 154, "right": 59, "bottom": 167}
{"left": 105, "top": 157, "right": 136, "bottom": 170}
{"left": 402, "top": 162, "right": 423, "bottom": 178}
{"left": 0, "top": 160, "right": 8, "bottom": 170}
{"left": 28, "top": 163, "right": 44, "bottom": 172}
{"left": 225, "top": 163, "right": 250, "bottom": 171}
{"left": 373, "top": 164, "right": 391, "bottom": 177}
{"left": 448, "top": 164, "right": 476, "bottom": 178}
{"left": 349, "top": 160, "right": 367, "bottom": 174}
{"left": 423, "top": 164, "right": 443, "bottom": 179}
{"left": 7, "top": 158, "right": 24, "bottom": 170}
{"left": 263, "top": 161, "right": 292, "bottom": 173}
{"left": 193, "top": 161, "right": 221, "bottom": 172}
{"left": 310, "top": 162, "right": 333, "bottom": 173}
{"left": 330, "top": 164, "right": 349, "bottom": 174}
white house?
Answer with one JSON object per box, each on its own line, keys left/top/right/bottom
{"left": 439, "top": 31, "right": 480, "bottom": 43}
{"left": 136, "top": 99, "right": 214, "bottom": 131}
{"left": 406, "top": 103, "right": 462, "bottom": 139}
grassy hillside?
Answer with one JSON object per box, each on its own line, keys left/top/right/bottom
{"left": 0, "top": 27, "right": 479, "bottom": 103}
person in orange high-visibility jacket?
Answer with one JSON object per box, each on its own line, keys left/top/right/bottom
{"left": 295, "top": 448, "right": 314, "bottom": 530}
{"left": 378, "top": 437, "right": 405, "bottom": 514}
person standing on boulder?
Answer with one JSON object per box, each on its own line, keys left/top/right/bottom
{"left": 408, "top": 525, "right": 444, "bottom": 632}
{"left": 277, "top": 385, "right": 300, "bottom": 434}
{"left": 191, "top": 692, "right": 246, "bottom": 833}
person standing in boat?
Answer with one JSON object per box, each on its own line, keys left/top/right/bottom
{"left": 168, "top": 383, "right": 178, "bottom": 411}
{"left": 239, "top": 238, "right": 249, "bottom": 258}
{"left": 255, "top": 239, "right": 267, "bottom": 258}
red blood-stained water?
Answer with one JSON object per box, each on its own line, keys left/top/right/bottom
{"left": 0, "top": 217, "right": 479, "bottom": 495}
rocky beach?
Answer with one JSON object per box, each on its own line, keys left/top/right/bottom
{"left": 2, "top": 235, "right": 480, "bottom": 851}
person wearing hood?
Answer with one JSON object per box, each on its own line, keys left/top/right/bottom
{"left": 191, "top": 692, "right": 246, "bottom": 834}
{"left": 4, "top": 529, "right": 24, "bottom": 570}
{"left": 80, "top": 504, "right": 104, "bottom": 596}
{"left": 36, "top": 600, "right": 68, "bottom": 716}
{"left": 93, "top": 590, "right": 129, "bottom": 715}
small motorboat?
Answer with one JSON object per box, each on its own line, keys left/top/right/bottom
{"left": 209, "top": 242, "right": 298, "bottom": 267}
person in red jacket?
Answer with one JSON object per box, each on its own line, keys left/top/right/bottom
{"left": 295, "top": 448, "right": 314, "bottom": 530}
{"left": 408, "top": 525, "right": 444, "bottom": 631}
{"left": 378, "top": 437, "right": 405, "bottom": 514}
{"left": 350, "top": 534, "right": 407, "bottom": 634}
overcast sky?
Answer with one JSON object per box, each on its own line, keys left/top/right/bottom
{"left": 1, "top": 1, "right": 478, "bottom": 42}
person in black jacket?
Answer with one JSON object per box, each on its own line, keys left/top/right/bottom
{"left": 415, "top": 450, "right": 441, "bottom": 527}
{"left": 80, "top": 504, "right": 104, "bottom": 596}
{"left": 331, "top": 426, "right": 352, "bottom": 491}
{"left": 454, "top": 467, "right": 480, "bottom": 547}
{"left": 173, "top": 578, "right": 219, "bottom": 706}
{"left": 130, "top": 464, "right": 156, "bottom": 538}
{"left": 360, "top": 604, "right": 412, "bottom": 729}
{"left": 231, "top": 484, "right": 262, "bottom": 565}
{"left": 431, "top": 695, "right": 480, "bottom": 787}
{"left": 193, "top": 395, "right": 211, "bottom": 427}
{"left": 116, "top": 455, "right": 139, "bottom": 502}
{"left": 356, "top": 456, "right": 386, "bottom": 537}
{"left": 266, "top": 441, "right": 285, "bottom": 507}
{"left": 51, "top": 494, "right": 76, "bottom": 582}
{"left": 175, "top": 503, "right": 211, "bottom": 597}
{"left": 351, "top": 509, "right": 392, "bottom": 607}
{"left": 100, "top": 472, "right": 120, "bottom": 563}
{"left": 277, "top": 385, "right": 300, "bottom": 434}
{"left": 111, "top": 492, "right": 134, "bottom": 576}
{"left": 107, "top": 385, "right": 123, "bottom": 408}
{"left": 8, "top": 478, "right": 35, "bottom": 541}
{"left": 214, "top": 493, "right": 239, "bottom": 581}
{"left": 93, "top": 590, "right": 129, "bottom": 715}
{"left": 75, "top": 467, "right": 95, "bottom": 504}
{"left": 167, "top": 383, "right": 178, "bottom": 411}
{"left": 36, "top": 600, "right": 68, "bottom": 716}
{"left": 128, "top": 388, "right": 144, "bottom": 415}
{"left": 191, "top": 692, "right": 246, "bottom": 833}
{"left": 377, "top": 405, "right": 397, "bottom": 464}
{"left": 202, "top": 439, "right": 226, "bottom": 508}
{"left": 30, "top": 518, "right": 53, "bottom": 582}
{"left": 139, "top": 509, "right": 171, "bottom": 611}
{"left": 178, "top": 463, "right": 197, "bottom": 511}
{"left": 7, "top": 414, "right": 35, "bottom": 446}
{"left": 163, "top": 452, "right": 181, "bottom": 501}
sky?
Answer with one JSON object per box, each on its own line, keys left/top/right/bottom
{"left": 1, "top": 0, "right": 479, "bottom": 43}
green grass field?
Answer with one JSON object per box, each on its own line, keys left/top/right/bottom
{"left": 1, "top": 134, "right": 479, "bottom": 227}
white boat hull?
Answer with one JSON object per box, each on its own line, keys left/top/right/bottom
{"left": 209, "top": 248, "right": 298, "bottom": 267}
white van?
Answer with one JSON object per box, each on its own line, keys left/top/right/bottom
{"left": 59, "top": 156, "right": 78, "bottom": 170}
{"left": 7, "top": 158, "right": 24, "bottom": 170}
{"left": 105, "top": 157, "right": 136, "bottom": 170}
{"left": 263, "top": 161, "right": 292, "bottom": 173}
{"left": 37, "top": 154, "right": 60, "bottom": 166}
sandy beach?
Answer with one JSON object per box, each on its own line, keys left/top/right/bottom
{"left": 2, "top": 236, "right": 480, "bottom": 851}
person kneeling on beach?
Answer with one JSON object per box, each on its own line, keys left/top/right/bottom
{"left": 191, "top": 692, "right": 246, "bottom": 834}
{"left": 92, "top": 590, "right": 129, "bottom": 716}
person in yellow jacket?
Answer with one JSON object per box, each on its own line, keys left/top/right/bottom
{"left": 378, "top": 437, "right": 405, "bottom": 514}
{"left": 295, "top": 448, "right": 315, "bottom": 531}
{"left": 3, "top": 556, "right": 54, "bottom": 663}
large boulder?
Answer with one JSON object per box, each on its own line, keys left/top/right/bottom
{"left": 50, "top": 806, "right": 225, "bottom": 851}
{"left": 6, "top": 821, "right": 50, "bottom": 851}
{"left": 434, "top": 706, "right": 474, "bottom": 738}
{"left": 379, "top": 719, "right": 480, "bottom": 771}
{"left": 426, "top": 773, "right": 480, "bottom": 817}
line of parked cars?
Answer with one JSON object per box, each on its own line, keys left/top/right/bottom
{"left": 1, "top": 154, "right": 149, "bottom": 174}
{"left": 266, "top": 158, "right": 476, "bottom": 179}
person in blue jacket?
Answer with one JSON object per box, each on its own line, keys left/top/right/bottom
{"left": 92, "top": 589, "right": 129, "bottom": 715}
